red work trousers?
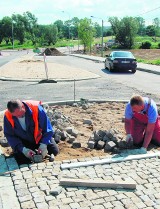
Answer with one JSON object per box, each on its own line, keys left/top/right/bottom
{"left": 131, "top": 114, "right": 160, "bottom": 145}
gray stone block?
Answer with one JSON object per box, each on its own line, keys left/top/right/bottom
{"left": 118, "top": 140, "right": 128, "bottom": 149}
{"left": 83, "top": 119, "right": 92, "bottom": 125}
{"left": 103, "top": 135, "right": 110, "bottom": 142}
{"left": 50, "top": 186, "right": 62, "bottom": 196}
{"left": 93, "top": 131, "right": 102, "bottom": 141}
{"left": 60, "top": 131, "right": 67, "bottom": 141}
{"left": 97, "top": 130, "right": 106, "bottom": 138}
{"left": 95, "top": 140, "right": 105, "bottom": 150}
{"left": 88, "top": 141, "right": 95, "bottom": 149}
{"left": 72, "top": 141, "right": 81, "bottom": 148}
{"left": 71, "top": 129, "right": 79, "bottom": 138}
{"left": 67, "top": 135, "right": 75, "bottom": 144}
{"left": 66, "top": 127, "right": 74, "bottom": 134}
{"left": 104, "top": 141, "right": 116, "bottom": 152}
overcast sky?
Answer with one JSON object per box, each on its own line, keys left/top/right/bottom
{"left": 0, "top": 0, "right": 160, "bottom": 25}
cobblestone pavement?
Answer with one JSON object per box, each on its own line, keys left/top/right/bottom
{"left": 1, "top": 150, "right": 160, "bottom": 209}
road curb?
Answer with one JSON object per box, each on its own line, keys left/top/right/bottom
{"left": 70, "top": 54, "right": 105, "bottom": 63}
{"left": 0, "top": 76, "right": 99, "bottom": 82}
{"left": 137, "top": 67, "right": 160, "bottom": 75}
{"left": 70, "top": 54, "right": 160, "bottom": 75}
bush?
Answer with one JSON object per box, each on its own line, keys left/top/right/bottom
{"left": 158, "top": 43, "right": 160, "bottom": 49}
{"left": 140, "top": 41, "right": 152, "bottom": 49}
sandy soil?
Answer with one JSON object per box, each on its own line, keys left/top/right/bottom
{"left": 0, "top": 102, "right": 126, "bottom": 161}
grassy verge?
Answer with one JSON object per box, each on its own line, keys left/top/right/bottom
{"left": 137, "top": 59, "right": 160, "bottom": 65}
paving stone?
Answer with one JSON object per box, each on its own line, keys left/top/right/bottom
{"left": 20, "top": 167, "right": 29, "bottom": 172}
{"left": 32, "top": 191, "right": 45, "bottom": 198}
{"left": 135, "top": 201, "right": 147, "bottom": 208}
{"left": 92, "top": 198, "right": 105, "bottom": 205}
{"left": 61, "top": 197, "right": 73, "bottom": 204}
{"left": 16, "top": 188, "right": 31, "bottom": 197}
{"left": 69, "top": 202, "right": 81, "bottom": 209}
{"left": 66, "top": 191, "right": 76, "bottom": 197}
{"left": 91, "top": 205, "right": 105, "bottom": 209}
{"left": 115, "top": 193, "right": 127, "bottom": 200}
{"left": 36, "top": 202, "right": 49, "bottom": 209}
{"left": 79, "top": 200, "right": 93, "bottom": 207}
{"left": 18, "top": 194, "right": 32, "bottom": 203}
{"left": 20, "top": 200, "right": 36, "bottom": 209}
{"left": 103, "top": 202, "right": 114, "bottom": 208}
{"left": 45, "top": 195, "right": 56, "bottom": 203}
{"left": 50, "top": 186, "right": 63, "bottom": 196}
{"left": 104, "top": 196, "right": 116, "bottom": 202}
{"left": 14, "top": 183, "right": 28, "bottom": 190}
{"left": 107, "top": 189, "right": 118, "bottom": 196}
{"left": 29, "top": 186, "right": 40, "bottom": 193}
{"left": 56, "top": 193, "right": 67, "bottom": 199}
{"left": 34, "top": 196, "right": 45, "bottom": 203}
{"left": 112, "top": 200, "right": 124, "bottom": 206}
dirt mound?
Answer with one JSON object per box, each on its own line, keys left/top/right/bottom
{"left": 41, "top": 48, "right": 65, "bottom": 56}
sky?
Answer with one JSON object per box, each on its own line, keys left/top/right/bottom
{"left": 0, "top": 0, "right": 160, "bottom": 26}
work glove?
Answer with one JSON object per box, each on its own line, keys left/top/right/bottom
{"left": 38, "top": 143, "right": 48, "bottom": 158}
{"left": 22, "top": 147, "right": 35, "bottom": 160}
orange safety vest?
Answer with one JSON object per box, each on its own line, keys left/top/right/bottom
{"left": 5, "top": 100, "right": 42, "bottom": 144}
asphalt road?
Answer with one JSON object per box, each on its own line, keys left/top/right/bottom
{"left": 0, "top": 55, "right": 160, "bottom": 111}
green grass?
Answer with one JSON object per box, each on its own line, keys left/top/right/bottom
{"left": 137, "top": 58, "right": 160, "bottom": 65}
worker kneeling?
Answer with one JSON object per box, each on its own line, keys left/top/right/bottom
{"left": 4, "top": 99, "right": 59, "bottom": 164}
{"left": 125, "top": 95, "right": 160, "bottom": 154}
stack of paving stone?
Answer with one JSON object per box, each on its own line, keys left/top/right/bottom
{"left": 88, "top": 129, "right": 128, "bottom": 153}
{"left": 43, "top": 104, "right": 81, "bottom": 149}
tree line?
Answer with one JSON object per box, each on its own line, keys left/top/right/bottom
{"left": 0, "top": 11, "right": 160, "bottom": 49}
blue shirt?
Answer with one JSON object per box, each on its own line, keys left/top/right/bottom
{"left": 4, "top": 103, "right": 54, "bottom": 153}
{"left": 125, "top": 97, "right": 158, "bottom": 123}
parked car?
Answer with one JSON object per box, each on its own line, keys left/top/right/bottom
{"left": 104, "top": 51, "right": 137, "bottom": 73}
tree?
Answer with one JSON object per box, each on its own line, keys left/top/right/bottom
{"left": 78, "top": 18, "right": 95, "bottom": 53}
{"left": 54, "top": 20, "right": 64, "bottom": 39}
{"left": 1, "top": 16, "right": 12, "bottom": 45}
{"left": 134, "top": 17, "right": 145, "bottom": 35}
{"left": 146, "top": 25, "right": 156, "bottom": 37}
{"left": 43, "top": 24, "right": 58, "bottom": 45}
{"left": 108, "top": 16, "right": 138, "bottom": 48}
{"left": 0, "top": 20, "right": 3, "bottom": 44}
{"left": 23, "top": 11, "right": 38, "bottom": 45}
{"left": 153, "top": 18, "right": 160, "bottom": 39}
{"left": 94, "top": 22, "right": 101, "bottom": 37}
{"left": 70, "top": 17, "right": 80, "bottom": 39}
{"left": 12, "top": 14, "right": 26, "bottom": 44}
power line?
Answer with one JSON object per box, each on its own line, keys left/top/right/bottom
{"left": 138, "top": 6, "right": 160, "bottom": 16}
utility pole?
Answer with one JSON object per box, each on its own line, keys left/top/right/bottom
{"left": 62, "top": 11, "right": 71, "bottom": 54}
{"left": 11, "top": 18, "right": 14, "bottom": 49}
{"left": 91, "top": 16, "right": 104, "bottom": 57}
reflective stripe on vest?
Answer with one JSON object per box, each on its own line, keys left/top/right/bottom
{"left": 5, "top": 100, "right": 42, "bottom": 144}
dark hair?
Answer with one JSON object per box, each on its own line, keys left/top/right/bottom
{"left": 7, "top": 100, "right": 22, "bottom": 113}
{"left": 130, "top": 95, "right": 144, "bottom": 106}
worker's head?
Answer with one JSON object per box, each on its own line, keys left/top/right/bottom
{"left": 7, "top": 99, "right": 26, "bottom": 118}
{"left": 130, "top": 95, "right": 144, "bottom": 113}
